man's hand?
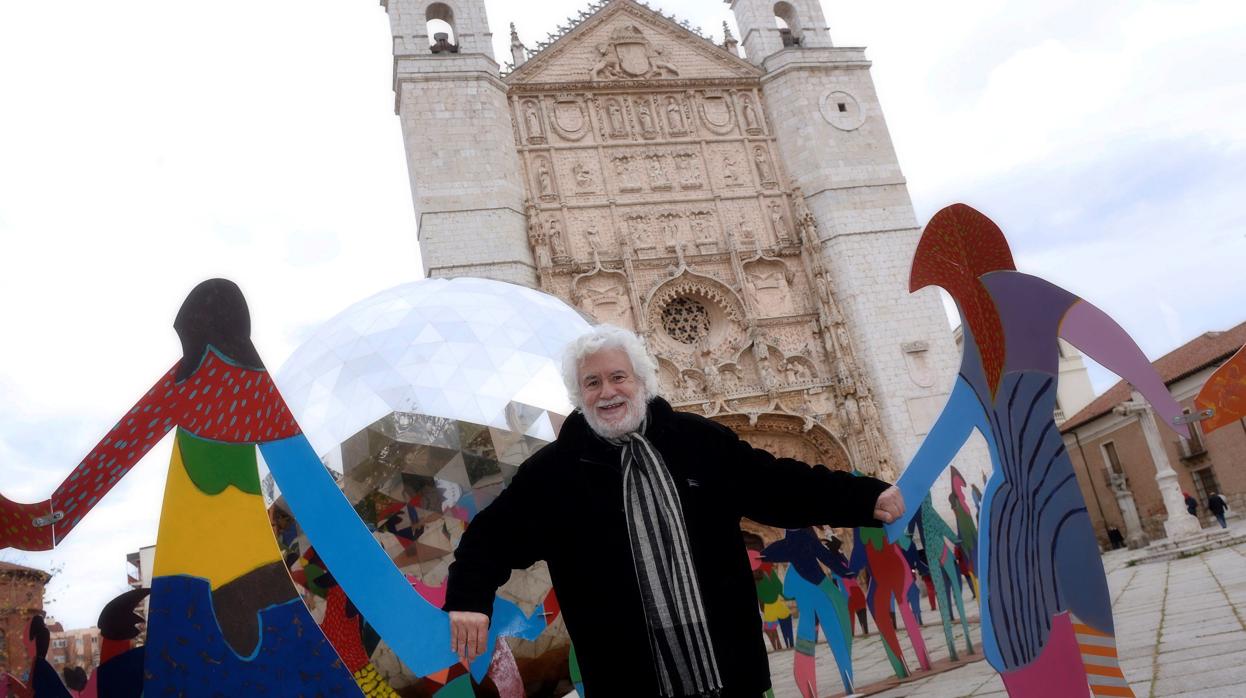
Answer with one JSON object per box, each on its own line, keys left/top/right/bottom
{"left": 873, "top": 485, "right": 905, "bottom": 524}
{"left": 449, "top": 611, "right": 490, "bottom": 664}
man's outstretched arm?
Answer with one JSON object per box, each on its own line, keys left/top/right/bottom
{"left": 444, "top": 457, "right": 551, "bottom": 663}
{"left": 714, "top": 420, "right": 899, "bottom": 529}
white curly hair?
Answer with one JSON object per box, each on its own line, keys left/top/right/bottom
{"left": 561, "top": 325, "right": 660, "bottom": 409}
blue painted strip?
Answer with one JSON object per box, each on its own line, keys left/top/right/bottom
{"left": 260, "top": 435, "right": 467, "bottom": 678}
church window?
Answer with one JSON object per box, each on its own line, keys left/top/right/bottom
{"left": 837, "top": 102, "right": 847, "bottom": 113}
{"left": 661, "top": 297, "right": 712, "bottom": 344}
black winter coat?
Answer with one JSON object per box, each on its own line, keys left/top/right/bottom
{"left": 444, "top": 397, "right": 891, "bottom": 697}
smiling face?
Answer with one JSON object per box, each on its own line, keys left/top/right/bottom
{"left": 577, "top": 347, "right": 648, "bottom": 439}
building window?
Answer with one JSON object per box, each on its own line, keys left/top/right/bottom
{"left": 1102, "top": 441, "right": 1123, "bottom": 474}
{"left": 52, "top": 639, "right": 68, "bottom": 649}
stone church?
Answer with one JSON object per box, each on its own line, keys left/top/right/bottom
{"left": 376, "top": 0, "right": 991, "bottom": 514}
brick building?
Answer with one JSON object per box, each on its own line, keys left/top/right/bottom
{"left": 1061, "top": 322, "right": 1246, "bottom": 548}
{"left": 0, "top": 560, "right": 51, "bottom": 680}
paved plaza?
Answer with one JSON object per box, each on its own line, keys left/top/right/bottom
{"left": 763, "top": 522, "right": 1246, "bottom": 698}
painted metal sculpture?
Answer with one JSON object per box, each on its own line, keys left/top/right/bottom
{"left": 887, "top": 204, "right": 1189, "bottom": 697}
{"left": 948, "top": 466, "right": 980, "bottom": 598}
{"left": 1196, "top": 343, "right": 1246, "bottom": 432}
{"left": 909, "top": 495, "right": 974, "bottom": 660}
{"left": 762, "top": 528, "right": 856, "bottom": 697}
{"left": 0, "top": 279, "right": 480, "bottom": 694}
{"left": 845, "top": 526, "right": 931, "bottom": 679}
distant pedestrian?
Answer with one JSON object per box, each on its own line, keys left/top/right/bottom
{"left": 1208, "top": 492, "right": 1230, "bottom": 529}
{"left": 1184, "top": 491, "right": 1199, "bottom": 517}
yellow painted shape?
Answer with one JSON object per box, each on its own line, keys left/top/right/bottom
{"left": 152, "top": 435, "right": 282, "bottom": 588}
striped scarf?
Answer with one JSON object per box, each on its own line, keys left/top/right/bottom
{"left": 610, "top": 424, "right": 723, "bottom": 697}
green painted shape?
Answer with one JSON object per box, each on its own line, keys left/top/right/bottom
{"left": 569, "top": 642, "right": 582, "bottom": 683}
{"left": 433, "top": 675, "right": 475, "bottom": 698}
{"left": 176, "top": 429, "right": 261, "bottom": 495}
{"left": 859, "top": 526, "right": 886, "bottom": 549}
{"left": 816, "top": 576, "right": 853, "bottom": 654}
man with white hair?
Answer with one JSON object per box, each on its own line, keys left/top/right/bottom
{"left": 445, "top": 325, "right": 903, "bottom": 697}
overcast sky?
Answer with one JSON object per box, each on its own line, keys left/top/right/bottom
{"left": 1, "top": 0, "right": 1243, "bottom": 629}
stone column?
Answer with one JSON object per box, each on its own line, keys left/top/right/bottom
{"left": 1110, "top": 472, "right": 1149, "bottom": 549}
{"left": 1115, "top": 391, "right": 1202, "bottom": 540}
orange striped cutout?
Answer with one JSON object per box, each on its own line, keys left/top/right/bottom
{"left": 1079, "top": 644, "right": 1119, "bottom": 657}
{"left": 1083, "top": 663, "right": 1126, "bottom": 677}
{"left": 1073, "top": 623, "right": 1112, "bottom": 638}
{"left": 1090, "top": 686, "right": 1135, "bottom": 697}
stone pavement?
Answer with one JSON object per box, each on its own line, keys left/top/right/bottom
{"left": 764, "top": 525, "right": 1246, "bottom": 697}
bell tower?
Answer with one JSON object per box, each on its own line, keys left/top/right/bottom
{"left": 381, "top": 0, "right": 537, "bottom": 286}
{"left": 727, "top": 0, "right": 991, "bottom": 493}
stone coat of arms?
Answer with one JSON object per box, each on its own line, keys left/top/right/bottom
{"left": 591, "top": 24, "right": 679, "bottom": 81}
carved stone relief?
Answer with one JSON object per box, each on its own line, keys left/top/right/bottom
{"left": 635, "top": 97, "right": 659, "bottom": 139}
{"left": 550, "top": 94, "right": 588, "bottom": 141}
{"left": 525, "top": 200, "right": 551, "bottom": 269}
{"left": 743, "top": 258, "right": 795, "bottom": 316}
{"left": 645, "top": 153, "right": 671, "bottom": 189}
{"left": 571, "top": 160, "right": 598, "bottom": 193}
{"left": 721, "top": 202, "right": 762, "bottom": 251}
{"left": 546, "top": 214, "right": 569, "bottom": 263}
{"left": 792, "top": 187, "right": 818, "bottom": 245}
{"left": 602, "top": 96, "right": 629, "bottom": 139}
{"left": 783, "top": 356, "right": 817, "bottom": 384}
{"left": 708, "top": 143, "right": 748, "bottom": 189}
{"left": 687, "top": 211, "right": 718, "bottom": 253}
{"left": 566, "top": 209, "right": 616, "bottom": 260}
{"left": 697, "top": 91, "right": 736, "bottom": 136}
{"left": 572, "top": 269, "right": 634, "bottom": 329}
{"left": 611, "top": 154, "right": 644, "bottom": 192}
{"left": 664, "top": 95, "right": 688, "bottom": 135}
{"left": 766, "top": 199, "right": 792, "bottom": 244}
{"left": 753, "top": 145, "right": 778, "bottom": 189}
{"left": 673, "top": 153, "right": 704, "bottom": 190}
{"left": 533, "top": 155, "right": 557, "bottom": 201}
{"left": 589, "top": 25, "right": 680, "bottom": 81}
{"left": 522, "top": 99, "right": 546, "bottom": 144}
{"left": 738, "top": 92, "right": 763, "bottom": 135}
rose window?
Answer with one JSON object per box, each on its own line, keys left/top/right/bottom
{"left": 661, "top": 296, "right": 711, "bottom": 344}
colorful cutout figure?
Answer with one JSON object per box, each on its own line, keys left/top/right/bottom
{"left": 887, "top": 204, "right": 1190, "bottom": 697}
{"left": 846, "top": 526, "right": 931, "bottom": 679}
{"left": 1196, "top": 343, "right": 1246, "bottom": 432}
{"left": 0, "top": 279, "right": 482, "bottom": 693}
{"left": 948, "top": 466, "right": 980, "bottom": 598}
{"left": 762, "top": 528, "right": 856, "bottom": 697}
{"left": 910, "top": 495, "right": 974, "bottom": 661}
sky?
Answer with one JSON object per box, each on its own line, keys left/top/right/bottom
{"left": 0, "top": 0, "right": 1243, "bottom": 628}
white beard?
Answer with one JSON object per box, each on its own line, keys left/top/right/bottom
{"left": 583, "top": 392, "right": 648, "bottom": 439}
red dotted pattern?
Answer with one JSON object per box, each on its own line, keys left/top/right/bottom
{"left": 0, "top": 352, "right": 299, "bottom": 551}
{"left": 909, "top": 204, "right": 1016, "bottom": 397}
{"left": 321, "top": 585, "right": 371, "bottom": 673}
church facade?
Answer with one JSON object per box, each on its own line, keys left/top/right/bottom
{"left": 378, "top": 0, "right": 990, "bottom": 511}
